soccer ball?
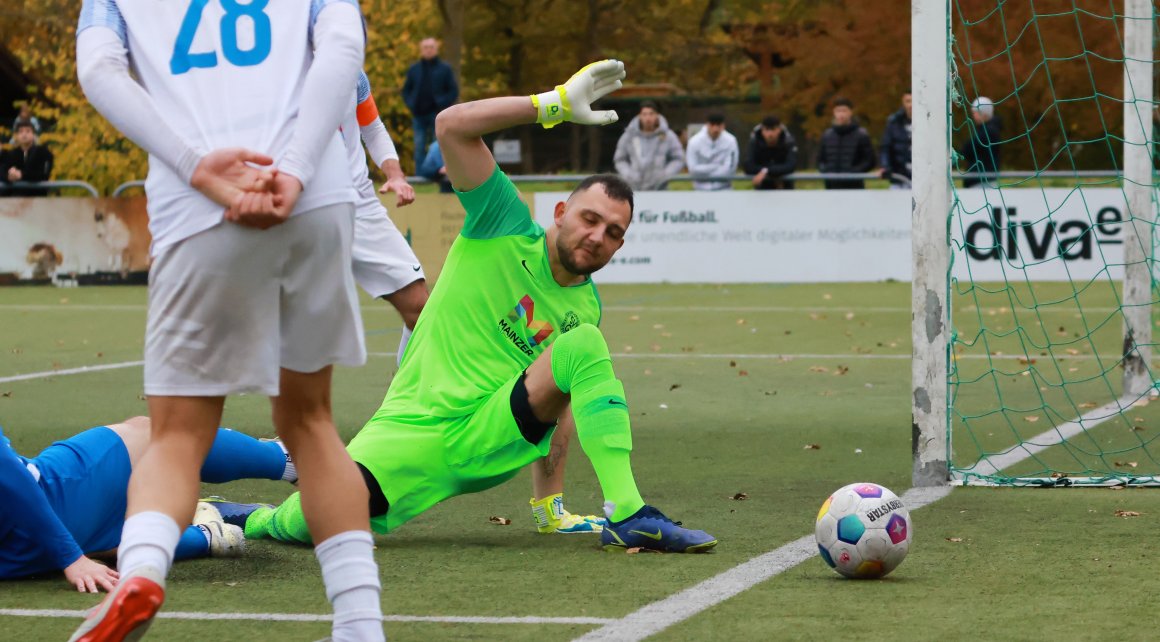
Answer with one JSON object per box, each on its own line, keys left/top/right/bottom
{"left": 814, "top": 482, "right": 911, "bottom": 579}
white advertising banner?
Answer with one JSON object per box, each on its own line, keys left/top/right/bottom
{"left": 532, "top": 190, "right": 913, "bottom": 283}
{"left": 532, "top": 187, "right": 1130, "bottom": 284}
{"left": 950, "top": 187, "right": 1127, "bottom": 282}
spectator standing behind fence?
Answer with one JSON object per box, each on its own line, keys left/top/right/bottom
{"left": 0, "top": 120, "right": 53, "bottom": 197}
{"left": 614, "top": 100, "right": 685, "bottom": 191}
{"left": 417, "top": 141, "right": 453, "bottom": 193}
{"left": 686, "top": 113, "right": 738, "bottom": 191}
{"left": 879, "top": 92, "right": 912, "bottom": 188}
{"left": 402, "top": 38, "right": 458, "bottom": 171}
{"left": 744, "top": 115, "right": 798, "bottom": 190}
{"left": 817, "top": 98, "right": 875, "bottom": 189}
{"left": 9, "top": 103, "right": 41, "bottom": 144}
{"left": 960, "top": 96, "right": 1001, "bottom": 188}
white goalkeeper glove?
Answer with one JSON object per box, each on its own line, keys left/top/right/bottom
{"left": 530, "top": 59, "right": 626, "bottom": 129}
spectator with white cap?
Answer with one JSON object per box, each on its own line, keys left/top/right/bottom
{"left": 960, "top": 96, "right": 1001, "bottom": 187}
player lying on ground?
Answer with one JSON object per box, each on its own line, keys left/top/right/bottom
{"left": 210, "top": 60, "right": 717, "bottom": 553}
{"left": 350, "top": 69, "right": 603, "bottom": 535}
{"left": 0, "top": 418, "right": 295, "bottom": 592}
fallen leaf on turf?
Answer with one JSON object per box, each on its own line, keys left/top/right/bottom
{"left": 137, "top": 394, "right": 146, "bottom": 401}
{"left": 650, "top": 344, "right": 661, "bottom": 352}
{"left": 225, "top": 582, "right": 239, "bottom": 587}
{"left": 823, "top": 293, "right": 832, "bottom": 300}
{"left": 660, "top": 332, "right": 672, "bottom": 338}
{"left": 809, "top": 366, "right": 829, "bottom": 373}
{"left": 738, "top": 370, "right": 748, "bottom": 376}
{"left": 737, "top": 318, "right": 747, "bottom": 325}
{"left": 659, "top": 403, "right": 669, "bottom": 410}
{"left": 854, "top": 448, "right": 863, "bottom": 454}
{"left": 732, "top": 492, "right": 749, "bottom": 501}
{"left": 643, "top": 369, "right": 652, "bottom": 375}
{"left": 1066, "top": 348, "right": 1080, "bottom": 355}
{"left": 804, "top": 443, "right": 821, "bottom": 450}
{"left": 96, "top": 352, "right": 104, "bottom": 358}
{"left": 1068, "top": 367, "right": 1079, "bottom": 373}
{"left": 653, "top": 323, "right": 664, "bottom": 330}
{"left": 1113, "top": 461, "right": 1139, "bottom": 468}
{"left": 669, "top": 384, "right": 681, "bottom": 391}
{"left": 680, "top": 346, "right": 695, "bottom": 352}
{"left": 1, "top": 391, "right": 10, "bottom": 398}
{"left": 1135, "top": 418, "right": 1145, "bottom": 423}
{"left": 1017, "top": 357, "right": 1036, "bottom": 365}
{"left": 59, "top": 298, "right": 69, "bottom": 304}
{"left": 625, "top": 547, "right": 661, "bottom": 554}
{"left": 834, "top": 365, "right": 849, "bottom": 376}
{"left": 1133, "top": 425, "right": 1146, "bottom": 432}
{"left": 1050, "top": 472, "right": 1069, "bottom": 479}
{"left": 845, "top": 312, "right": 855, "bottom": 320}
{"left": 488, "top": 516, "right": 511, "bottom": 525}
{"left": 1024, "top": 416, "right": 1039, "bottom": 423}
{"left": 946, "top": 537, "right": 964, "bottom": 543}
{"left": 784, "top": 330, "right": 792, "bottom": 335}
{"left": 1079, "top": 402, "right": 1098, "bottom": 409}
{"left": 1114, "top": 510, "right": 1141, "bottom": 518}
{"left": 629, "top": 315, "right": 640, "bottom": 321}
{"left": 729, "top": 360, "right": 737, "bottom": 367}
{"left": 623, "top": 345, "right": 633, "bottom": 352}
{"left": 10, "top": 348, "right": 21, "bottom": 354}
{"left": 764, "top": 390, "right": 777, "bottom": 396}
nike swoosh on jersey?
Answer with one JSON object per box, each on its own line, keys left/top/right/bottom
{"left": 521, "top": 259, "right": 534, "bottom": 277}
{"left": 608, "top": 399, "right": 627, "bottom": 407}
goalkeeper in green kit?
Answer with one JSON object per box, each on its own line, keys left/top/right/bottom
{"left": 212, "top": 60, "right": 717, "bottom": 553}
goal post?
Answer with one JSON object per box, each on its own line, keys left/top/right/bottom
{"left": 910, "top": 0, "right": 951, "bottom": 487}
{"left": 912, "top": 0, "right": 1159, "bottom": 487}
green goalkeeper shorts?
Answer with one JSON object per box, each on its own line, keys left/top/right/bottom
{"left": 348, "top": 372, "right": 555, "bottom": 534}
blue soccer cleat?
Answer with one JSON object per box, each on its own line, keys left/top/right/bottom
{"left": 199, "top": 497, "right": 272, "bottom": 530}
{"left": 601, "top": 503, "right": 717, "bottom": 553}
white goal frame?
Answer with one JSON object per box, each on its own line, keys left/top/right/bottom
{"left": 910, "top": 0, "right": 1155, "bottom": 487}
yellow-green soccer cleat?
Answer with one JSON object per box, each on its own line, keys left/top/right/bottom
{"left": 530, "top": 493, "right": 606, "bottom": 534}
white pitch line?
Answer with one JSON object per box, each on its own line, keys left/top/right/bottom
{"left": 0, "top": 609, "right": 613, "bottom": 626}
{"left": 955, "top": 394, "right": 1135, "bottom": 477}
{"left": 574, "top": 486, "right": 953, "bottom": 642}
{"left": 0, "top": 360, "right": 144, "bottom": 384}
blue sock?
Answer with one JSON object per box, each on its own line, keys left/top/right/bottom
{"left": 174, "top": 525, "right": 210, "bottom": 561}
{"left": 200, "top": 428, "right": 288, "bottom": 483}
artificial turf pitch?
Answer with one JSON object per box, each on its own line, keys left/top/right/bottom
{"left": 2, "top": 283, "right": 1158, "bottom": 641}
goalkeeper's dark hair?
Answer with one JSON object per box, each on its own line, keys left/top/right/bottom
{"left": 571, "top": 174, "right": 634, "bottom": 214}
{"left": 761, "top": 115, "right": 781, "bottom": 129}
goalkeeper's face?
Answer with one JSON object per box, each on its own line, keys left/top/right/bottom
{"left": 555, "top": 185, "right": 631, "bottom": 276}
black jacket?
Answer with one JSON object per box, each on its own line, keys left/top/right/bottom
{"left": 402, "top": 57, "right": 459, "bottom": 117}
{"left": 0, "top": 144, "right": 54, "bottom": 196}
{"left": 743, "top": 125, "right": 798, "bottom": 190}
{"left": 960, "top": 117, "right": 1001, "bottom": 187}
{"left": 879, "top": 109, "right": 912, "bottom": 183}
{"left": 817, "top": 120, "right": 876, "bottom": 189}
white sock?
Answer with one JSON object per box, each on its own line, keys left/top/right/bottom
{"left": 118, "top": 511, "right": 181, "bottom": 577}
{"left": 316, "top": 530, "right": 384, "bottom": 642}
{"left": 397, "top": 326, "right": 412, "bottom": 367}
{"left": 277, "top": 440, "right": 297, "bottom": 483}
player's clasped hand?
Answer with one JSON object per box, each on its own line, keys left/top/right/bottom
{"left": 190, "top": 148, "right": 293, "bottom": 229}
{"left": 63, "top": 555, "right": 119, "bottom": 594}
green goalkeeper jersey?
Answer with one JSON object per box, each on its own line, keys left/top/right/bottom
{"left": 378, "top": 165, "right": 603, "bottom": 420}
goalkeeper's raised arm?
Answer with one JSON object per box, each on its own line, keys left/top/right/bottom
{"left": 435, "top": 60, "right": 626, "bottom": 192}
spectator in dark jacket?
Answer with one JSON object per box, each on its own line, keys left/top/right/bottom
{"left": 402, "top": 38, "right": 459, "bottom": 170}
{"left": 0, "top": 120, "right": 53, "bottom": 197}
{"left": 879, "top": 92, "right": 912, "bottom": 188}
{"left": 817, "top": 97, "right": 876, "bottom": 189}
{"left": 744, "top": 116, "right": 798, "bottom": 190}
{"left": 960, "top": 96, "right": 1001, "bottom": 188}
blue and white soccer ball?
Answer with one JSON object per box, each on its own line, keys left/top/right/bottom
{"left": 814, "top": 482, "right": 911, "bottom": 579}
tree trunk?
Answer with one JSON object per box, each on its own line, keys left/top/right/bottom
{"left": 438, "top": 0, "right": 465, "bottom": 78}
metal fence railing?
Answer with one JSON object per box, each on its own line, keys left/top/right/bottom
{"left": 97, "top": 170, "right": 1127, "bottom": 199}
{"left": 3, "top": 180, "right": 100, "bottom": 198}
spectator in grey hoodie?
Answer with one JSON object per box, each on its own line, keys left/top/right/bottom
{"left": 686, "top": 113, "right": 738, "bottom": 190}
{"left": 614, "top": 101, "right": 685, "bottom": 190}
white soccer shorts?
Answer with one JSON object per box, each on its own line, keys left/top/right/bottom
{"left": 144, "top": 204, "right": 366, "bottom": 396}
{"left": 351, "top": 198, "right": 426, "bottom": 299}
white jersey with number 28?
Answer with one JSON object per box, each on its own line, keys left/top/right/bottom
{"left": 77, "top": 0, "right": 358, "bottom": 252}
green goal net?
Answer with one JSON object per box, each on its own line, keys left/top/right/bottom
{"left": 944, "top": 0, "right": 1160, "bottom": 486}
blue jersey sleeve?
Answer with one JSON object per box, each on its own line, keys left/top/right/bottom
{"left": 77, "top": 0, "right": 128, "bottom": 45}
{"left": 0, "top": 430, "right": 84, "bottom": 574}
